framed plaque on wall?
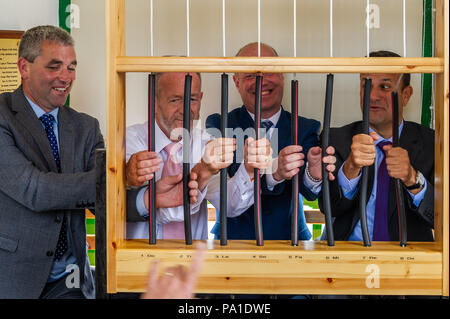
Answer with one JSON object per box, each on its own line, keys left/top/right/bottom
{"left": 0, "top": 30, "right": 23, "bottom": 94}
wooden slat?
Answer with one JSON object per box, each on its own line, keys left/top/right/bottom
{"left": 87, "top": 235, "right": 95, "bottom": 250}
{"left": 208, "top": 207, "right": 216, "bottom": 221}
{"left": 116, "top": 56, "right": 444, "bottom": 74}
{"left": 305, "top": 209, "right": 325, "bottom": 224}
{"left": 85, "top": 209, "right": 95, "bottom": 219}
{"left": 435, "top": 0, "right": 449, "bottom": 297}
{"left": 116, "top": 240, "right": 442, "bottom": 295}
{"left": 105, "top": 0, "right": 126, "bottom": 294}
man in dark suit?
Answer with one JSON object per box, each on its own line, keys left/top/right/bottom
{"left": 206, "top": 42, "right": 335, "bottom": 240}
{"left": 0, "top": 25, "right": 104, "bottom": 298}
{"left": 320, "top": 50, "right": 434, "bottom": 242}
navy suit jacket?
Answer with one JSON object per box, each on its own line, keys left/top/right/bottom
{"left": 206, "top": 106, "right": 320, "bottom": 240}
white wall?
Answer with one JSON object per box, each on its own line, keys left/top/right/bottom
{"left": 2, "top": 0, "right": 425, "bottom": 141}
{"left": 119, "top": 0, "right": 424, "bottom": 134}
{"left": 0, "top": 0, "right": 58, "bottom": 30}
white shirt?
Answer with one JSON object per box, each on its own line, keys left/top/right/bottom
{"left": 126, "top": 122, "right": 254, "bottom": 239}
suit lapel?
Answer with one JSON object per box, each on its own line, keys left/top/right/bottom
{"left": 237, "top": 105, "right": 254, "bottom": 129}
{"left": 275, "top": 109, "right": 291, "bottom": 150}
{"left": 57, "top": 107, "right": 75, "bottom": 173}
{"left": 11, "top": 88, "right": 59, "bottom": 172}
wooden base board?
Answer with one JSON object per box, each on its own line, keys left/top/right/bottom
{"left": 113, "top": 240, "right": 442, "bottom": 295}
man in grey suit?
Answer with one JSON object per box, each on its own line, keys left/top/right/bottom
{"left": 0, "top": 25, "right": 104, "bottom": 298}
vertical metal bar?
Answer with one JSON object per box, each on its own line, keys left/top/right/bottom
{"left": 254, "top": 74, "right": 264, "bottom": 246}
{"left": 392, "top": 91, "right": 408, "bottom": 247}
{"left": 291, "top": 79, "right": 299, "bottom": 246}
{"left": 148, "top": 74, "right": 156, "bottom": 245}
{"left": 360, "top": 77, "right": 372, "bottom": 247}
{"left": 220, "top": 73, "right": 228, "bottom": 246}
{"left": 183, "top": 74, "right": 193, "bottom": 245}
{"left": 321, "top": 74, "right": 335, "bottom": 247}
{"left": 94, "top": 148, "right": 108, "bottom": 299}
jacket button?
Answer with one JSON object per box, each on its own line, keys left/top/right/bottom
{"left": 46, "top": 250, "right": 54, "bottom": 257}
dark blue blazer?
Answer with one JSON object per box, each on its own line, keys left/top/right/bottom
{"left": 206, "top": 106, "right": 320, "bottom": 240}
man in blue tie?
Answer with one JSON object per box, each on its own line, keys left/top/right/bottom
{"left": 0, "top": 25, "right": 105, "bottom": 298}
{"left": 321, "top": 50, "right": 434, "bottom": 242}
{"left": 206, "top": 42, "right": 336, "bottom": 241}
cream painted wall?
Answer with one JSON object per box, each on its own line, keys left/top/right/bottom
{"left": 2, "top": 0, "right": 425, "bottom": 142}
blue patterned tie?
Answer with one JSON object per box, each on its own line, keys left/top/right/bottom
{"left": 372, "top": 141, "right": 392, "bottom": 241}
{"left": 39, "top": 114, "right": 67, "bottom": 259}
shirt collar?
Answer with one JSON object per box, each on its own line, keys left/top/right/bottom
{"left": 24, "top": 94, "right": 59, "bottom": 124}
{"left": 246, "top": 106, "right": 282, "bottom": 127}
{"left": 370, "top": 120, "right": 404, "bottom": 145}
{"left": 154, "top": 121, "right": 203, "bottom": 154}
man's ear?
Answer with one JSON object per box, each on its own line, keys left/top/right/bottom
{"left": 232, "top": 74, "right": 240, "bottom": 89}
{"left": 400, "top": 85, "right": 413, "bottom": 107}
{"left": 17, "top": 57, "right": 30, "bottom": 80}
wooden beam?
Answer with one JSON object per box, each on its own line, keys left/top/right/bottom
{"left": 115, "top": 240, "right": 442, "bottom": 295}
{"left": 435, "top": 0, "right": 449, "bottom": 297}
{"left": 116, "top": 57, "right": 444, "bottom": 74}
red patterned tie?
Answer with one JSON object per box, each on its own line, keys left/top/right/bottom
{"left": 161, "top": 142, "right": 185, "bottom": 239}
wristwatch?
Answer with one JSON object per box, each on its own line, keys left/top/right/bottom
{"left": 405, "top": 170, "right": 425, "bottom": 190}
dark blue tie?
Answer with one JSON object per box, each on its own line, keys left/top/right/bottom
{"left": 39, "top": 114, "right": 67, "bottom": 259}
{"left": 373, "top": 140, "right": 392, "bottom": 241}
{"left": 261, "top": 120, "right": 274, "bottom": 136}
{"left": 39, "top": 114, "right": 61, "bottom": 172}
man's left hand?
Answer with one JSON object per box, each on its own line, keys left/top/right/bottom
{"left": 382, "top": 144, "right": 416, "bottom": 187}
{"left": 307, "top": 146, "right": 336, "bottom": 181}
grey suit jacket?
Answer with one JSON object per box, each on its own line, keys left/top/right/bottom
{"left": 0, "top": 87, "right": 104, "bottom": 298}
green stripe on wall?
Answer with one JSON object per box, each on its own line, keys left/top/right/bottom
{"left": 59, "top": 0, "right": 72, "bottom": 33}
{"left": 421, "top": 0, "right": 433, "bottom": 128}
{"left": 59, "top": 0, "right": 71, "bottom": 106}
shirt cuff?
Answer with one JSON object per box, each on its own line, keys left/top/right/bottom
{"left": 265, "top": 171, "right": 284, "bottom": 191}
{"left": 136, "top": 187, "right": 149, "bottom": 218}
{"left": 407, "top": 179, "right": 428, "bottom": 207}
{"left": 191, "top": 184, "right": 208, "bottom": 213}
{"left": 337, "top": 162, "right": 361, "bottom": 199}
{"left": 303, "top": 166, "right": 322, "bottom": 195}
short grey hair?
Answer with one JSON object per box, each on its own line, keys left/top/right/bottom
{"left": 19, "top": 25, "right": 74, "bottom": 62}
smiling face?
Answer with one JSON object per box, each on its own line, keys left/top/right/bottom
{"left": 233, "top": 43, "right": 284, "bottom": 119}
{"left": 155, "top": 72, "right": 203, "bottom": 141}
{"left": 360, "top": 73, "right": 413, "bottom": 138}
{"left": 18, "top": 40, "right": 77, "bottom": 113}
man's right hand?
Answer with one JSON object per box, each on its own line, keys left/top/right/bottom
{"left": 343, "top": 132, "right": 379, "bottom": 180}
{"left": 126, "top": 151, "right": 162, "bottom": 186}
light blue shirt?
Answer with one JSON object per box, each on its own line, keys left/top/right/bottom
{"left": 337, "top": 121, "right": 427, "bottom": 241}
{"left": 25, "top": 95, "right": 77, "bottom": 282}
